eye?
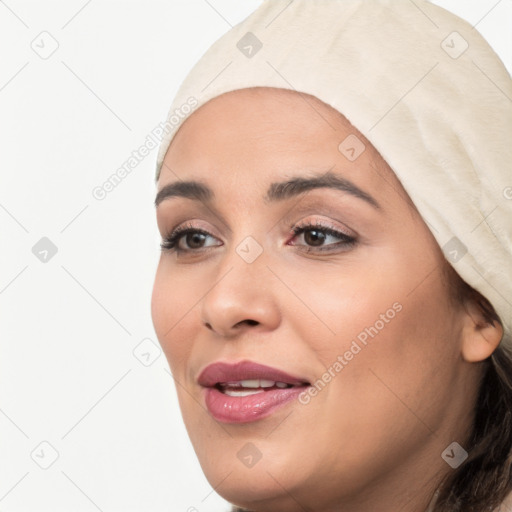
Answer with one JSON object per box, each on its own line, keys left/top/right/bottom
{"left": 289, "top": 221, "right": 357, "bottom": 253}
{"left": 160, "top": 220, "right": 357, "bottom": 255}
{"left": 160, "top": 222, "right": 221, "bottom": 254}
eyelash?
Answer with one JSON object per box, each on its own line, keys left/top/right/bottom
{"left": 160, "top": 221, "right": 357, "bottom": 255}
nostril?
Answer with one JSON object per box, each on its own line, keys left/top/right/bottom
{"left": 239, "top": 319, "right": 258, "bottom": 327}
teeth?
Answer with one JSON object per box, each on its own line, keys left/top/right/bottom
{"left": 218, "top": 379, "right": 294, "bottom": 391}
{"left": 241, "top": 379, "right": 271, "bottom": 388}
{"left": 258, "top": 379, "right": 276, "bottom": 388}
{"left": 222, "top": 379, "right": 281, "bottom": 388}
{"left": 224, "top": 388, "right": 266, "bottom": 397}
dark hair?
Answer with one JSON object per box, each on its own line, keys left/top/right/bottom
{"left": 229, "top": 268, "right": 512, "bottom": 512}
{"left": 433, "top": 267, "right": 512, "bottom": 511}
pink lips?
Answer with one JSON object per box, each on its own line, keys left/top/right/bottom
{"left": 197, "top": 360, "right": 311, "bottom": 424}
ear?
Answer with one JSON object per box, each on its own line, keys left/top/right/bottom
{"left": 460, "top": 299, "right": 504, "bottom": 363}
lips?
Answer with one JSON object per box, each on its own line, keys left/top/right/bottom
{"left": 197, "top": 360, "right": 311, "bottom": 424}
{"left": 197, "top": 360, "right": 310, "bottom": 388}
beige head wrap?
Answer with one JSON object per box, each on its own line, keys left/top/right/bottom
{"left": 155, "top": 0, "right": 512, "bottom": 348}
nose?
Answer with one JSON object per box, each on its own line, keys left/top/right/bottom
{"left": 200, "top": 243, "right": 281, "bottom": 338}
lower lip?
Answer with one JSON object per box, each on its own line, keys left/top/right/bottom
{"left": 203, "top": 386, "right": 309, "bottom": 423}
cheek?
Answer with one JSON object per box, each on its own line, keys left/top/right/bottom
{"left": 286, "top": 257, "right": 408, "bottom": 355}
{"left": 319, "top": 267, "right": 459, "bottom": 439}
{"left": 291, "top": 270, "right": 459, "bottom": 483}
{"left": 151, "top": 264, "right": 171, "bottom": 339}
{"left": 297, "top": 247, "right": 458, "bottom": 409}
{"left": 151, "top": 262, "right": 197, "bottom": 370}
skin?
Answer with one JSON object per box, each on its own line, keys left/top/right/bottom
{"left": 151, "top": 87, "right": 503, "bottom": 512}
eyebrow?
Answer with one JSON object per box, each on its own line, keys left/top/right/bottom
{"left": 154, "top": 170, "right": 381, "bottom": 210}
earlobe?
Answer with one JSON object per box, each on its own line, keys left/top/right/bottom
{"left": 460, "top": 302, "right": 504, "bottom": 363}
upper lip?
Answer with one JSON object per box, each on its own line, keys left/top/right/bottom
{"left": 197, "top": 360, "right": 311, "bottom": 387}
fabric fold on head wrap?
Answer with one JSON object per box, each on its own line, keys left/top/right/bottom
{"left": 155, "top": 0, "right": 512, "bottom": 349}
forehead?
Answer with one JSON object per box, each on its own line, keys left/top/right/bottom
{"left": 169, "top": 88, "right": 360, "bottom": 156}
{"left": 160, "top": 88, "right": 411, "bottom": 212}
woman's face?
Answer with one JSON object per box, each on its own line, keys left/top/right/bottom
{"left": 152, "top": 88, "right": 475, "bottom": 511}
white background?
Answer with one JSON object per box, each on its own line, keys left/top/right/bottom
{"left": 1, "top": 1, "right": 511, "bottom": 511}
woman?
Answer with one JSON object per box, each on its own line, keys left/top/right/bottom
{"left": 151, "top": 1, "right": 512, "bottom": 511}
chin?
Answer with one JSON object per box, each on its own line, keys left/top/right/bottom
{"left": 199, "top": 455, "right": 306, "bottom": 510}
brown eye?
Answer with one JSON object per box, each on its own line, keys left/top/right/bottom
{"left": 160, "top": 225, "right": 221, "bottom": 253}
{"left": 184, "top": 232, "right": 207, "bottom": 249}
{"left": 290, "top": 223, "right": 357, "bottom": 252}
{"left": 303, "top": 229, "right": 327, "bottom": 247}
